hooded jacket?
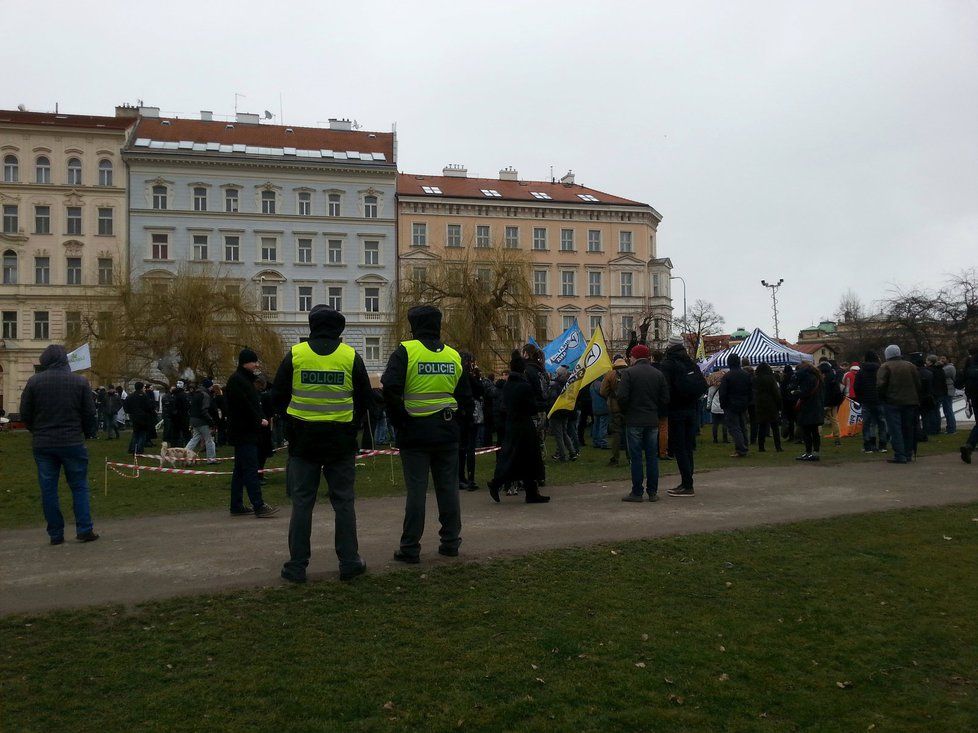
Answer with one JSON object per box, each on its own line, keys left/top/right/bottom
{"left": 271, "top": 304, "right": 373, "bottom": 462}
{"left": 19, "top": 344, "right": 97, "bottom": 448}
{"left": 853, "top": 361, "right": 881, "bottom": 405}
{"left": 381, "top": 305, "right": 474, "bottom": 448}
{"left": 659, "top": 343, "right": 701, "bottom": 411}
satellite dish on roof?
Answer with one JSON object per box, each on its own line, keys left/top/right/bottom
{"left": 264, "top": 110, "right": 273, "bottom": 119}
{"left": 17, "top": 103, "right": 26, "bottom": 111}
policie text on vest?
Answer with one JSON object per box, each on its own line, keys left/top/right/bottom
{"left": 417, "top": 362, "right": 457, "bottom": 375}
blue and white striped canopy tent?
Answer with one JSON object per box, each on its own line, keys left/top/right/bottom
{"left": 699, "top": 328, "right": 815, "bottom": 372}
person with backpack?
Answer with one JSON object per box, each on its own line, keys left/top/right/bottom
{"left": 599, "top": 357, "right": 630, "bottom": 465}
{"left": 719, "top": 353, "right": 753, "bottom": 458}
{"left": 659, "top": 335, "right": 707, "bottom": 496}
{"left": 818, "top": 358, "right": 844, "bottom": 446}
{"left": 955, "top": 346, "right": 978, "bottom": 464}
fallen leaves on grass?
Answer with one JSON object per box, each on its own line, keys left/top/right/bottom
{"left": 718, "top": 673, "right": 729, "bottom": 681}
{"left": 836, "top": 681, "right": 853, "bottom": 689}
{"left": 668, "top": 694, "right": 684, "bottom": 705}
{"left": 382, "top": 701, "right": 395, "bottom": 710}
{"left": 635, "top": 662, "right": 646, "bottom": 668}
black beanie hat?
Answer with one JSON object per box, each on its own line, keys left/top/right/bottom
{"left": 238, "top": 347, "right": 259, "bottom": 366}
{"left": 309, "top": 303, "right": 345, "bottom": 337}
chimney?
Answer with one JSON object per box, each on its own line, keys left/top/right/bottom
{"left": 442, "top": 164, "right": 468, "bottom": 178}
{"left": 200, "top": 110, "right": 213, "bottom": 121}
{"left": 559, "top": 170, "right": 575, "bottom": 185}
{"left": 329, "top": 118, "right": 353, "bottom": 131}
{"left": 236, "top": 112, "right": 260, "bottom": 124}
{"left": 499, "top": 166, "right": 518, "bottom": 181}
{"left": 139, "top": 106, "right": 160, "bottom": 118}
{"left": 115, "top": 103, "right": 139, "bottom": 119}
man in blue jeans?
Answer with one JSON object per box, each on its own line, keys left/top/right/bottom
{"left": 19, "top": 344, "right": 99, "bottom": 544}
{"left": 616, "top": 344, "right": 670, "bottom": 502}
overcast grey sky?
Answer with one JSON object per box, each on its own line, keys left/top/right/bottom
{"left": 5, "top": 1, "right": 976, "bottom": 340}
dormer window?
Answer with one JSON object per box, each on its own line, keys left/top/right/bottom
{"left": 421, "top": 186, "right": 442, "bottom": 195}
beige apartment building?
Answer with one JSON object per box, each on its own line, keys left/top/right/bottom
{"left": 0, "top": 109, "right": 133, "bottom": 412}
{"left": 397, "top": 166, "right": 672, "bottom": 353}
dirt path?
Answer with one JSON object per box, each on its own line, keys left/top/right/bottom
{"left": 1, "top": 454, "right": 974, "bottom": 615}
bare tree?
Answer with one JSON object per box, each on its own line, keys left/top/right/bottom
{"left": 392, "top": 246, "right": 538, "bottom": 368}
{"left": 674, "top": 299, "right": 725, "bottom": 352}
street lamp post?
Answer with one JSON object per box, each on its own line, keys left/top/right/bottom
{"left": 670, "top": 274, "right": 687, "bottom": 329}
{"left": 760, "top": 278, "right": 784, "bottom": 338}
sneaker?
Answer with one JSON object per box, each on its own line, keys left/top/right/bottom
{"left": 438, "top": 546, "right": 459, "bottom": 557}
{"left": 76, "top": 530, "right": 100, "bottom": 542}
{"left": 667, "top": 487, "right": 695, "bottom": 497}
{"left": 730, "top": 452, "right": 747, "bottom": 458}
{"left": 886, "top": 458, "right": 908, "bottom": 464}
{"left": 339, "top": 560, "right": 367, "bottom": 581}
{"left": 959, "top": 445, "right": 973, "bottom": 464}
{"left": 504, "top": 486, "right": 518, "bottom": 496}
{"left": 647, "top": 493, "right": 660, "bottom": 502}
{"left": 230, "top": 506, "right": 253, "bottom": 516}
{"left": 808, "top": 454, "right": 821, "bottom": 462}
{"left": 570, "top": 453, "right": 579, "bottom": 461}
{"left": 879, "top": 447, "right": 888, "bottom": 454}
{"left": 621, "top": 494, "right": 645, "bottom": 503}
{"left": 393, "top": 550, "right": 420, "bottom": 564}
{"left": 50, "top": 536, "right": 65, "bottom": 546}
{"left": 254, "top": 503, "right": 279, "bottom": 518}
{"left": 280, "top": 568, "right": 307, "bottom": 584}
{"left": 834, "top": 439, "right": 842, "bottom": 447}
{"left": 795, "top": 454, "right": 810, "bottom": 461}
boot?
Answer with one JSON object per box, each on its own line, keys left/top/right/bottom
{"left": 524, "top": 482, "right": 550, "bottom": 504}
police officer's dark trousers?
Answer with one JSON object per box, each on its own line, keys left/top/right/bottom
{"left": 285, "top": 454, "right": 361, "bottom": 576}
{"left": 399, "top": 446, "right": 461, "bottom": 556}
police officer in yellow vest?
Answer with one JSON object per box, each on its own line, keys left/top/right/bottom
{"left": 382, "top": 305, "right": 473, "bottom": 563}
{"left": 272, "top": 304, "right": 374, "bottom": 582}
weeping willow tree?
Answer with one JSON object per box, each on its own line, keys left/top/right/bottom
{"left": 392, "top": 246, "right": 539, "bottom": 368}
{"left": 79, "top": 264, "right": 283, "bottom": 386}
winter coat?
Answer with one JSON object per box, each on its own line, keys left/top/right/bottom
{"left": 791, "top": 367, "right": 825, "bottom": 427}
{"left": 853, "top": 362, "right": 881, "bottom": 405}
{"left": 718, "top": 367, "right": 752, "bottom": 413}
{"left": 225, "top": 366, "right": 264, "bottom": 446}
{"left": 491, "top": 371, "right": 545, "bottom": 485}
{"left": 877, "top": 358, "right": 921, "bottom": 407}
{"left": 599, "top": 367, "right": 624, "bottom": 413}
{"left": 524, "top": 362, "right": 550, "bottom": 413}
{"left": 18, "top": 345, "right": 97, "bottom": 448}
{"left": 707, "top": 385, "right": 724, "bottom": 415}
{"left": 917, "top": 366, "right": 935, "bottom": 409}
{"left": 819, "top": 363, "right": 844, "bottom": 408}
{"left": 124, "top": 390, "right": 157, "bottom": 431}
{"left": 928, "top": 365, "right": 947, "bottom": 398}
{"left": 754, "top": 372, "right": 782, "bottom": 423}
{"left": 616, "top": 360, "right": 670, "bottom": 428}
{"left": 590, "top": 376, "right": 609, "bottom": 416}
{"left": 660, "top": 345, "right": 701, "bottom": 411}
{"left": 956, "top": 356, "right": 978, "bottom": 401}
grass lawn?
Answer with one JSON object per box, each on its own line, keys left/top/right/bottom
{"left": 0, "top": 429, "right": 963, "bottom": 529}
{"left": 2, "top": 503, "right": 976, "bottom": 732}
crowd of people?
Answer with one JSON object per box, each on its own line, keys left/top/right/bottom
{"left": 15, "top": 304, "right": 978, "bottom": 582}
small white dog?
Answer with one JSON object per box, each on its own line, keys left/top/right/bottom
{"left": 159, "top": 442, "right": 198, "bottom": 467}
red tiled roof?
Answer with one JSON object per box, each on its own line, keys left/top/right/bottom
{"left": 0, "top": 110, "right": 134, "bottom": 131}
{"left": 131, "top": 117, "right": 394, "bottom": 159}
{"left": 792, "top": 342, "right": 834, "bottom": 354}
{"left": 397, "top": 173, "right": 650, "bottom": 207}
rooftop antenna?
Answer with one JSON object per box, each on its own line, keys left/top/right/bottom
{"left": 279, "top": 92, "right": 283, "bottom": 125}
{"left": 550, "top": 164, "right": 554, "bottom": 183}
{"left": 760, "top": 278, "right": 785, "bottom": 338}
{"left": 234, "top": 92, "right": 245, "bottom": 113}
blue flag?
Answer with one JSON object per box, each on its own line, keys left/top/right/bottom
{"left": 541, "top": 322, "right": 586, "bottom": 374}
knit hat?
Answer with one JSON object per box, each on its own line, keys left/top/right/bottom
{"left": 884, "top": 344, "right": 901, "bottom": 360}
{"left": 667, "top": 334, "right": 684, "bottom": 347}
{"left": 175, "top": 380, "right": 185, "bottom": 389}
{"left": 201, "top": 378, "right": 214, "bottom": 389}
{"left": 238, "top": 347, "right": 260, "bottom": 366}
{"left": 631, "top": 344, "right": 651, "bottom": 360}
{"left": 613, "top": 357, "right": 628, "bottom": 368}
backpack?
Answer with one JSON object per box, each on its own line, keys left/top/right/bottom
{"left": 675, "top": 366, "right": 708, "bottom": 400}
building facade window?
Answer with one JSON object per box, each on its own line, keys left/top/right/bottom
{"left": 622, "top": 315, "right": 634, "bottom": 335}
{"left": 66, "top": 158, "right": 82, "bottom": 185}
{"left": 532, "top": 227, "right": 547, "bottom": 250}
{"left": 363, "top": 240, "right": 379, "bottom": 265}
{"left": 363, "top": 195, "right": 378, "bottom": 218}
{"left": 562, "top": 315, "right": 576, "bottom": 331}
{"left": 588, "top": 271, "right": 602, "bottom": 296}
{"left": 65, "top": 311, "right": 82, "bottom": 339}
{"left": 447, "top": 223, "right": 462, "bottom": 248}
{"left": 533, "top": 269, "right": 548, "bottom": 296}
{"left": 561, "top": 270, "right": 576, "bottom": 296}
{"left": 34, "top": 311, "right": 49, "bottom": 339}
{"left": 298, "top": 286, "right": 313, "bottom": 312}
{"left": 412, "top": 266, "right": 427, "bottom": 284}
{"left": 3, "top": 155, "right": 18, "bottom": 182}
{"left": 97, "top": 208, "right": 113, "bottom": 235}
{"left": 619, "top": 231, "right": 633, "bottom": 253}
{"left": 224, "top": 235, "right": 240, "bottom": 262}
{"left": 297, "top": 191, "right": 311, "bottom": 216}
{"left": 590, "top": 315, "right": 603, "bottom": 333}
{"left": 66, "top": 257, "right": 82, "bottom": 285}
{"left": 34, "top": 256, "right": 50, "bottom": 285}
{"left": 534, "top": 314, "right": 548, "bottom": 342}
{"left": 35, "top": 156, "right": 51, "bottom": 184}
{"left": 476, "top": 225, "right": 490, "bottom": 248}
{"left": 260, "top": 285, "right": 278, "bottom": 312}
{"left": 193, "top": 187, "right": 208, "bottom": 211}
{"left": 652, "top": 273, "right": 662, "bottom": 297}
{"left": 2, "top": 204, "right": 18, "bottom": 234}
{"left": 505, "top": 226, "right": 519, "bottom": 249}
{"left": 2, "top": 250, "right": 16, "bottom": 284}
{"left": 98, "top": 257, "right": 113, "bottom": 285}
{"left": 34, "top": 205, "right": 51, "bottom": 234}
{"left": 365, "top": 337, "right": 381, "bottom": 362}
{"left": 261, "top": 190, "right": 276, "bottom": 215}
{"left": 66, "top": 206, "right": 82, "bottom": 235}
{"left": 152, "top": 185, "right": 167, "bottom": 210}
{"left": 328, "top": 193, "right": 341, "bottom": 217}
{"left": 328, "top": 239, "right": 343, "bottom": 264}
{"left": 260, "top": 237, "right": 278, "bottom": 262}
{"left": 411, "top": 222, "right": 427, "bottom": 247}
{"left": 560, "top": 229, "right": 574, "bottom": 252}
{"left": 1, "top": 311, "right": 17, "bottom": 339}
{"left": 588, "top": 230, "right": 601, "bottom": 252}
{"left": 151, "top": 232, "right": 169, "bottom": 260}
{"left": 296, "top": 238, "right": 312, "bottom": 264}
{"left": 98, "top": 159, "right": 113, "bottom": 187}
{"left": 193, "top": 234, "right": 209, "bottom": 261}
{"left": 620, "top": 272, "right": 633, "bottom": 297}
{"left": 328, "top": 286, "right": 343, "bottom": 311}
{"left": 364, "top": 286, "right": 380, "bottom": 312}
{"left": 224, "top": 188, "right": 239, "bottom": 212}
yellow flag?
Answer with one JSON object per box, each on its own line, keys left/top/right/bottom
{"left": 547, "top": 325, "right": 614, "bottom": 417}
{"left": 695, "top": 335, "right": 706, "bottom": 361}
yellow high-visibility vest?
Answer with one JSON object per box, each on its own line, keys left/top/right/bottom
{"left": 402, "top": 340, "right": 462, "bottom": 417}
{"left": 286, "top": 341, "right": 355, "bottom": 423}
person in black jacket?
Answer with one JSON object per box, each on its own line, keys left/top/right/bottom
{"left": 790, "top": 361, "right": 825, "bottom": 461}
{"left": 521, "top": 343, "right": 550, "bottom": 465}
{"left": 659, "top": 336, "right": 704, "bottom": 496}
{"left": 780, "top": 365, "right": 797, "bottom": 441}
{"left": 185, "top": 380, "right": 217, "bottom": 462}
{"left": 957, "top": 346, "right": 978, "bottom": 463}
{"left": 718, "top": 353, "right": 753, "bottom": 457}
{"left": 172, "top": 381, "right": 191, "bottom": 445}
{"left": 124, "top": 382, "right": 156, "bottom": 455}
{"left": 487, "top": 351, "right": 549, "bottom": 504}
{"left": 819, "top": 358, "right": 844, "bottom": 446}
{"left": 909, "top": 352, "right": 933, "bottom": 447}
{"left": 457, "top": 353, "right": 484, "bottom": 491}
{"left": 225, "top": 348, "right": 278, "bottom": 518}
{"left": 924, "top": 355, "right": 946, "bottom": 435}
{"left": 273, "top": 304, "right": 373, "bottom": 582}
{"left": 854, "top": 351, "right": 888, "bottom": 453}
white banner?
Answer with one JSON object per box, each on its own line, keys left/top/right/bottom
{"left": 67, "top": 343, "right": 92, "bottom": 372}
